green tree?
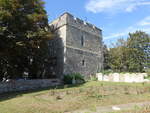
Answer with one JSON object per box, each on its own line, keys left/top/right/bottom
{"left": 108, "top": 31, "right": 150, "bottom": 73}
{"left": 0, "top": 0, "right": 54, "bottom": 80}
{"left": 108, "top": 38, "right": 128, "bottom": 72}
{"left": 127, "top": 31, "right": 150, "bottom": 72}
{"left": 103, "top": 44, "right": 110, "bottom": 70}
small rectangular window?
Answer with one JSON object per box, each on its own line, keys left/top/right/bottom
{"left": 81, "top": 35, "right": 84, "bottom": 46}
{"left": 82, "top": 60, "right": 85, "bottom": 66}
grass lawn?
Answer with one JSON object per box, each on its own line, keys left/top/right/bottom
{"left": 0, "top": 81, "right": 150, "bottom": 113}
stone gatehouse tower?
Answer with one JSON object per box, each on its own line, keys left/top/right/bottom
{"left": 48, "top": 12, "right": 103, "bottom": 79}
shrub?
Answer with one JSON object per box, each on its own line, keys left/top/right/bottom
{"left": 146, "top": 69, "right": 150, "bottom": 76}
{"left": 145, "top": 69, "right": 150, "bottom": 79}
{"left": 101, "top": 69, "right": 113, "bottom": 75}
{"left": 63, "top": 73, "right": 85, "bottom": 84}
{"left": 90, "top": 75, "right": 98, "bottom": 81}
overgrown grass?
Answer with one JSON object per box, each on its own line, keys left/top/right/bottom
{"left": 0, "top": 81, "right": 150, "bottom": 113}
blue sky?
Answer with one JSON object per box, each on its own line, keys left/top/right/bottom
{"left": 44, "top": 0, "right": 150, "bottom": 47}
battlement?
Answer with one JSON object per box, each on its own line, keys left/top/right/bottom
{"left": 64, "top": 12, "right": 101, "bottom": 31}
{"left": 50, "top": 12, "right": 102, "bottom": 37}
{"left": 64, "top": 12, "right": 102, "bottom": 36}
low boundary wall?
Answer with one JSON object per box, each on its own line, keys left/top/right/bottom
{"left": 96, "top": 73, "right": 149, "bottom": 83}
{"left": 0, "top": 79, "right": 61, "bottom": 94}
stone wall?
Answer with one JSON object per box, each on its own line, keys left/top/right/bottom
{"left": 96, "top": 73, "right": 149, "bottom": 83}
{"left": 50, "top": 12, "right": 103, "bottom": 77}
{"left": 66, "top": 24, "right": 102, "bottom": 53}
{"left": 63, "top": 13, "right": 103, "bottom": 77}
{"left": 64, "top": 47, "right": 102, "bottom": 77}
{"left": 0, "top": 79, "right": 61, "bottom": 94}
{"left": 48, "top": 38, "right": 64, "bottom": 79}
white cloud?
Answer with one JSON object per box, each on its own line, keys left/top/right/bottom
{"left": 138, "top": 16, "right": 150, "bottom": 26}
{"left": 104, "top": 32, "right": 126, "bottom": 40}
{"left": 85, "top": 0, "right": 150, "bottom": 13}
{"left": 104, "top": 16, "right": 150, "bottom": 40}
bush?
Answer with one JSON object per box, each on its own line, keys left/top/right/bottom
{"left": 101, "top": 69, "right": 113, "bottom": 75}
{"left": 90, "top": 75, "right": 98, "bottom": 81}
{"left": 64, "top": 73, "right": 85, "bottom": 84}
{"left": 146, "top": 69, "right": 150, "bottom": 76}
{"left": 145, "top": 69, "right": 150, "bottom": 79}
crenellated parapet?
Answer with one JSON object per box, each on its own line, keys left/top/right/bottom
{"left": 65, "top": 12, "right": 102, "bottom": 37}
{"left": 50, "top": 12, "right": 102, "bottom": 38}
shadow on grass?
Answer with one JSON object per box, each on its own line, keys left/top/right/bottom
{"left": 0, "top": 83, "right": 84, "bottom": 102}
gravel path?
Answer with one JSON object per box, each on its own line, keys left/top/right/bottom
{"left": 71, "top": 101, "right": 150, "bottom": 113}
